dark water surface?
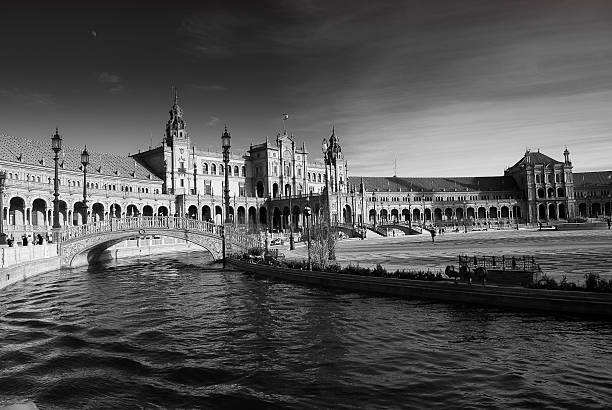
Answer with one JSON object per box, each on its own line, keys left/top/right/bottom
{"left": 1, "top": 252, "right": 612, "bottom": 409}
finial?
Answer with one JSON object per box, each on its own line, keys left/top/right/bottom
{"left": 55, "top": 127, "right": 58, "bottom": 134}
{"left": 173, "top": 86, "right": 178, "bottom": 105}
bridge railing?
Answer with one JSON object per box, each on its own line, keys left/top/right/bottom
{"left": 60, "top": 216, "right": 223, "bottom": 241}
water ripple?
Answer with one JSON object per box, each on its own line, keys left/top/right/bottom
{"left": 1, "top": 252, "right": 612, "bottom": 408}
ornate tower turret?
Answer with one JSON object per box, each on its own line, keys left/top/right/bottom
{"left": 563, "top": 146, "right": 571, "bottom": 165}
{"left": 165, "top": 87, "right": 187, "bottom": 147}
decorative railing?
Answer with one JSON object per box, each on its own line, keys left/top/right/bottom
{"left": 60, "top": 216, "right": 223, "bottom": 241}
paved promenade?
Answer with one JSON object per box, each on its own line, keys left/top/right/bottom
{"left": 287, "top": 229, "right": 612, "bottom": 284}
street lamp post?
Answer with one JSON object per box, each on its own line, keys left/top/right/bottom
{"left": 81, "top": 146, "right": 89, "bottom": 225}
{"left": 304, "top": 203, "right": 312, "bottom": 270}
{"left": 221, "top": 126, "right": 231, "bottom": 267}
{"left": 0, "top": 170, "right": 6, "bottom": 245}
{"left": 51, "top": 128, "right": 62, "bottom": 245}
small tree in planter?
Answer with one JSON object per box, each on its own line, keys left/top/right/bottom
{"left": 310, "top": 223, "right": 337, "bottom": 270}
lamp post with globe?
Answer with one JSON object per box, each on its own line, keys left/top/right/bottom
{"left": 51, "top": 129, "right": 62, "bottom": 245}
{"left": 81, "top": 146, "right": 90, "bottom": 224}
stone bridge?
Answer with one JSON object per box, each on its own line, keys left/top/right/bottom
{"left": 58, "top": 216, "right": 260, "bottom": 267}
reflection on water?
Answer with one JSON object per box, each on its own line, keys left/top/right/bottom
{"left": 1, "top": 252, "right": 612, "bottom": 409}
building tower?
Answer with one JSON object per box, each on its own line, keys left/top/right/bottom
{"left": 562, "top": 147, "right": 576, "bottom": 218}
{"left": 163, "top": 88, "right": 192, "bottom": 203}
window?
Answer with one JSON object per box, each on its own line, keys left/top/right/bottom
{"left": 203, "top": 163, "right": 208, "bottom": 174}
{"left": 234, "top": 165, "right": 239, "bottom": 176}
{"left": 211, "top": 164, "right": 216, "bottom": 174}
{"left": 242, "top": 166, "right": 246, "bottom": 176}
{"left": 180, "top": 179, "right": 184, "bottom": 187}
{"left": 219, "top": 164, "right": 224, "bottom": 174}
{"left": 239, "top": 184, "right": 245, "bottom": 196}
{"left": 535, "top": 174, "right": 541, "bottom": 183}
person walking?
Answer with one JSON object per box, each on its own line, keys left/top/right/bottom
{"left": 430, "top": 228, "right": 436, "bottom": 243}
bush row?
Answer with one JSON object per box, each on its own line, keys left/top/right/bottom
{"left": 528, "top": 273, "right": 612, "bottom": 293}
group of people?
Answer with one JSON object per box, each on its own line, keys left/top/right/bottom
{"left": 5, "top": 233, "right": 47, "bottom": 247}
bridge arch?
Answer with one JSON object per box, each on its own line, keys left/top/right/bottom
{"left": 58, "top": 217, "right": 256, "bottom": 268}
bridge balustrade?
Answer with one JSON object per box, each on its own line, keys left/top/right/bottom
{"left": 60, "top": 216, "right": 223, "bottom": 241}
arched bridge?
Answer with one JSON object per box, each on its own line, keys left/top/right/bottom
{"left": 58, "top": 216, "right": 260, "bottom": 267}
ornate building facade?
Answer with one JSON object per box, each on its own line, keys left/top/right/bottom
{"left": 1, "top": 94, "right": 610, "bottom": 241}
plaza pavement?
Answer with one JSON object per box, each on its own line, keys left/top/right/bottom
{"left": 283, "top": 228, "right": 612, "bottom": 284}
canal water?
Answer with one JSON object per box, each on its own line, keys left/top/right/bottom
{"left": 1, "top": 252, "right": 611, "bottom": 409}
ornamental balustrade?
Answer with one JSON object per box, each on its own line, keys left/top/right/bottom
{"left": 60, "top": 216, "right": 223, "bottom": 242}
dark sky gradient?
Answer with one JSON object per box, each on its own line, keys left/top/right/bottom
{"left": 1, "top": 1, "right": 612, "bottom": 176}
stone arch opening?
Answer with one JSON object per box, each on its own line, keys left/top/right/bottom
{"left": 92, "top": 202, "right": 104, "bottom": 221}
{"left": 273, "top": 183, "right": 279, "bottom": 198}
{"left": 592, "top": 203, "right": 601, "bottom": 217}
{"left": 380, "top": 209, "right": 388, "bottom": 223}
{"left": 344, "top": 204, "right": 352, "bottom": 223}
{"left": 158, "top": 206, "right": 168, "bottom": 217}
{"left": 273, "top": 207, "right": 282, "bottom": 230}
{"left": 237, "top": 206, "right": 246, "bottom": 225}
{"left": 489, "top": 207, "right": 498, "bottom": 219}
{"left": 412, "top": 208, "right": 420, "bottom": 222}
{"left": 402, "top": 208, "right": 410, "bottom": 222}
{"left": 538, "top": 204, "right": 547, "bottom": 220}
{"left": 284, "top": 184, "right": 292, "bottom": 197}
{"left": 548, "top": 188, "right": 555, "bottom": 198}
{"left": 424, "top": 208, "right": 432, "bottom": 221}
{"left": 201, "top": 205, "right": 211, "bottom": 221}
{"left": 215, "top": 206, "right": 223, "bottom": 224}
{"left": 73, "top": 202, "right": 87, "bottom": 225}
{"left": 110, "top": 204, "right": 121, "bottom": 219}
{"left": 434, "top": 208, "right": 442, "bottom": 222}
{"left": 188, "top": 205, "right": 198, "bottom": 219}
{"left": 501, "top": 206, "right": 509, "bottom": 218}
{"left": 456, "top": 208, "right": 464, "bottom": 220}
{"left": 9, "top": 196, "right": 25, "bottom": 226}
{"left": 292, "top": 205, "right": 301, "bottom": 231}
{"left": 444, "top": 208, "right": 453, "bottom": 221}
{"left": 559, "top": 203, "right": 566, "bottom": 219}
{"left": 248, "top": 206, "right": 257, "bottom": 229}
{"left": 259, "top": 207, "right": 267, "bottom": 225}
{"left": 256, "top": 181, "right": 265, "bottom": 198}
{"left": 369, "top": 209, "right": 376, "bottom": 225}
{"left": 390, "top": 209, "right": 399, "bottom": 223}
{"left": 143, "top": 205, "right": 154, "bottom": 217}
{"left": 578, "top": 203, "right": 587, "bottom": 217}
{"left": 32, "top": 198, "right": 47, "bottom": 227}
{"left": 467, "top": 207, "right": 475, "bottom": 220}
{"left": 126, "top": 204, "right": 140, "bottom": 217}
{"left": 557, "top": 187, "right": 565, "bottom": 197}
{"left": 548, "top": 203, "right": 557, "bottom": 219}
{"left": 477, "top": 207, "right": 486, "bottom": 219}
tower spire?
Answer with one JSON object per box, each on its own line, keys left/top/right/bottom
{"left": 173, "top": 86, "right": 178, "bottom": 106}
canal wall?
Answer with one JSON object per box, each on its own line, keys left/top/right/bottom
{"left": 1, "top": 237, "right": 208, "bottom": 290}
{"left": 0, "top": 244, "right": 60, "bottom": 290}
{"left": 229, "top": 259, "right": 612, "bottom": 318}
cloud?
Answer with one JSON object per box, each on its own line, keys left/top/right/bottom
{"left": 0, "top": 87, "right": 53, "bottom": 105}
{"left": 207, "top": 116, "right": 219, "bottom": 126}
{"left": 191, "top": 84, "right": 227, "bottom": 91}
{"left": 97, "top": 71, "right": 124, "bottom": 94}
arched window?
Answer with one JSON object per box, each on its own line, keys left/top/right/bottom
{"left": 203, "top": 163, "right": 209, "bottom": 174}
{"left": 234, "top": 165, "right": 239, "bottom": 176}
{"left": 211, "top": 164, "right": 216, "bottom": 174}
{"left": 220, "top": 164, "right": 224, "bottom": 174}
{"left": 535, "top": 174, "right": 541, "bottom": 183}
{"left": 241, "top": 166, "right": 246, "bottom": 176}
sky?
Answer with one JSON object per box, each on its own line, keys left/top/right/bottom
{"left": 1, "top": 0, "right": 612, "bottom": 176}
